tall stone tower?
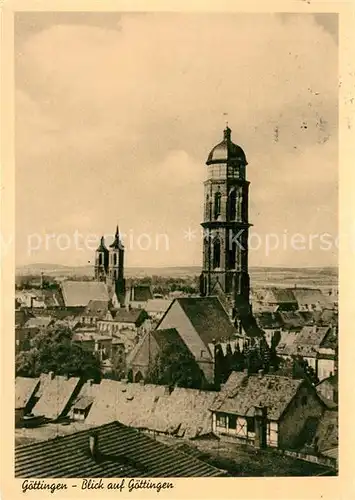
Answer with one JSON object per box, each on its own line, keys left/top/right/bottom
{"left": 108, "top": 225, "right": 126, "bottom": 306}
{"left": 94, "top": 236, "right": 109, "bottom": 282}
{"left": 199, "top": 126, "right": 251, "bottom": 319}
{"left": 94, "top": 226, "right": 126, "bottom": 306}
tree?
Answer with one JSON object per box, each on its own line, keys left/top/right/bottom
{"left": 146, "top": 341, "right": 206, "bottom": 389}
{"left": 15, "top": 325, "right": 102, "bottom": 382}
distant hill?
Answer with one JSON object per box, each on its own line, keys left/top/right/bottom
{"left": 15, "top": 263, "right": 338, "bottom": 288}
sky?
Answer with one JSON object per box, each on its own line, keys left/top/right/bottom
{"left": 15, "top": 12, "right": 338, "bottom": 268}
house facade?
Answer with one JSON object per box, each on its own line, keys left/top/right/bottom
{"left": 210, "top": 371, "right": 325, "bottom": 450}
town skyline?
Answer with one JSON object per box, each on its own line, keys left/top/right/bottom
{"left": 16, "top": 12, "right": 338, "bottom": 268}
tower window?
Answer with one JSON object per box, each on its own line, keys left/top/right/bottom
{"left": 229, "top": 189, "right": 237, "bottom": 220}
{"left": 228, "top": 241, "right": 237, "bottom": 269}
{"left": 213, "top": 238, "right": 221, "bottom": 269}
{"left": 214, "top": 192, "right": 221, "bottom": 219}
{"left": 99, "top": 254, "right": 103, "bottom": 266}
{"left": 113, "top": 253, "right": 117, "bottom": 266}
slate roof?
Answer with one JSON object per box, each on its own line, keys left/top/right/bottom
{"left": 32, "top": 376, "right": 81, "bottom": 420}
{"left": 174, "top": 297, "right": 237, "bottom": 345}
{"left": 15, "top": 377, "right": 40, "bottom": 409}
{"left": 15, "top": 421, "right": 226, "bottom": 478}
{"left": 210, "top": 372, "right": 304, "bottom": 421}
{"left": 61, "top": 281, "right": 109, "bottom": 308}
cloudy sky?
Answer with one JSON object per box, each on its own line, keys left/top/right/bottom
{"left": 15, "top": 12, "right": 338, "bottom": 268}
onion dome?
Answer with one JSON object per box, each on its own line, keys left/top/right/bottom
{"left": 206, "top": 126, "right": 247, "bottom": 165}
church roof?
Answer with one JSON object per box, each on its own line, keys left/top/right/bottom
{"left": 109, "top": 225, "right": 124, "bottom": 250}
{"left": 206, "top": 127, "right": 247, "bottom": 165}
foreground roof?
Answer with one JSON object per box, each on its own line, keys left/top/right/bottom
{"left": 211, "top": 372, "right": 304, "bottom": 421}
{"left": 15, "top": 421, "right": 226, "bottom": 478}
{"left": 61, "top": 281, "right": 109, "bottom": 308}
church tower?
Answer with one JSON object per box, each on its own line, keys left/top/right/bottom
{"left": 200, "top": 126, "right": 251, "bottom": 318}
{"left": 95, "top": 236, "right": 109, "bottom": 282}
{"left": 108, "top": 225, "right": 126, "bottom": 306}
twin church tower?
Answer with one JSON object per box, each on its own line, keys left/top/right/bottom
{"left": 95, "top": 125, "right": 251, "bottom": 318}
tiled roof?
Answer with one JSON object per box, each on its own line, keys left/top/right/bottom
{"left": 24, "top": 316, "right": 53, "bottom": 329}
{"left": 15, "top": 377, "right": 40, "bottom": 409}
{"left": 254, "top": 312, "right": 283, "bottom": 329}
{"left": 175, "top": 297, "right": 237, "bottom": 345}
{"left": 145, "top": 387, "right": 218, "bottom": 438}
{"left": 81, "top": 300, "right": 109, "bottom": 318}
{"left": 150, "top": 328, "right": 189, "bottom": 353}
{"left": 291, "top": 288, "right": 331, "bottom": 307}
{"left": 73, "top": 395, "right": 94, "bottom": 410}
{"left": 15, "top": 421, "right": 226, "bottom": 478}
{"left": 61, "top": 281, "right": 109, "bottom": 308}
{"left": 128, "top": 285, "right": 153, "bottom": 302}
{"left": 113, "top": 308, "right": 146, "bottom": 324}
{"left": 320, "top": 327, "right": 338, "bottom": 350}
{"left": 278, "top": 311, "right": 307, "bottom": 329}
{"left": 146, "top": 298, "right": 172, "bottom": 313}
{"left": 277, "top": 326, "right": 331, "bottom": 358}
{"left": 32, "top": 376, "right": 81, "bottom": 419}
{"left": 85, "top": 380, "right": 166, "bottom": 428}
{"left": 263, "top": 288, "right": 297, "bottom": 304}
{"left": 210, "top": 372, "right": 304, "bottom": 421}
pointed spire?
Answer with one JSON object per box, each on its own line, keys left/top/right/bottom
{"left": 110, "top": 224, "right": 123, "bottom": 249}
{"left": 96, "top": 236, "right": 108, "bottom": 252}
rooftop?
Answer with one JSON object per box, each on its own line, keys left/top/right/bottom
{"left": 61, "top": 281, "right": 109, "bottom": 308}
{"left": 15, "top": 421, "right": 226, "bottom": 478}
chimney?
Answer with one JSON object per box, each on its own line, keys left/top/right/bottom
{"left": 49, "top": 371, "right": 55, "bottom": 380}
{"left": 89, "top": 433, "right": 99, "bottom": 461}
{"left": 258, "top": 369, "right": 264, "bottom": 378}
{"left": 254, "top": 406, "right": 267, "bottom": 449}
{"left": 88, "top": 379, "right": 94, "bottom": 386}
{"left": 139, "top": 379, "right": 145, "bottom": 386}
{"left": 243, "top": 368, "right": 248, "bottom": 375}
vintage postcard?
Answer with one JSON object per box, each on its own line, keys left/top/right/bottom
{"left": 1, "top": 0, "right": 354, "bottom": 498}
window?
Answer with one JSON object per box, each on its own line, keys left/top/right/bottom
{"left": 213, "top": 238, "right": 221, "bottom": 269}
{"left": 246, "top": 417, "right": 255, "bottom": 433}
{"left": 229, "top": 189, "right": 237, "bottom": 220}
{"left": 98, "top": 253, "right": 103, "bottom": 265}
{"left": 216, "top": 413, "right": 227, "bottom": 428}
{"left": 229, "top": 415, "right": 237, "bottom": 429}
{"left": 113, "top": 253, "right": 117, "bottom": 266}
{"left": 214, "top": 191, "right": 221, "bottom": 219}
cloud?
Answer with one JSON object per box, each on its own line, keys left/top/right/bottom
{"left": 15, "top": 13, "right": 338, "bottom": 267}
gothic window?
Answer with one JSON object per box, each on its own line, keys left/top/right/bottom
{"left": 228, "top": 241, "right": 237, "bottom": 269}
{"left": 229, "top": 189, "right": 237, "bottom": 221}
{"left": 205, "top": 195, "right": 210, "bottom": 220}
{"left": 214, "top": 191, "right": 221, "bottom": 219}
{"left": 213, "top": 238, "right": 221, "bottom": 269}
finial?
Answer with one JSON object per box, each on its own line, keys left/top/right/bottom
{"left": 224, "top": 125, "right": 231, "bottom": 141}
{"left": 115, "top": 225, "right": 119, "bottom": 238}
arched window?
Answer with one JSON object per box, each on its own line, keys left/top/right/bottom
{"left": 229, "top": 189, "right": 237, "bottom": 221}
{"left": 229, "top": 241, "right": 237, "bottom": 269}
{"left": 113, "top": 253, "right": 117, "bottom": 266}
{"left": 99, "top": 253, "right": 103, "bottom": 265}
{"left": 214, "top": 191, "right": 221, "bottom": 219}
{"left": 213, "top": 238, "right": 221, "bottom": 269}
{"left": 205, "top": 195, "right": 210, "bottom": 220}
